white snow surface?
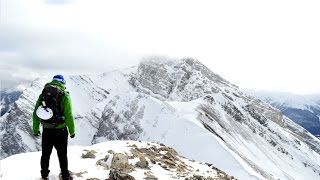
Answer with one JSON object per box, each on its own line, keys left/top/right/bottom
{"left": 0, "top": 140, "right": 228, "bottom": 180}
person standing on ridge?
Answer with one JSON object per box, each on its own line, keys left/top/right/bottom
{"left": 33, "top": 75, "right": 75, "bottom": 180}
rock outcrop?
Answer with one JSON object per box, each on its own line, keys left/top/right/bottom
{"left": 73, "top": 141, "right": 234, "bottom": 180}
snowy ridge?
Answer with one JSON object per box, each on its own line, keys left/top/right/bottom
{"left": 1, "top": 57, "right": 320, "bottom": 180}
{"left": 0, "top": 140, "right": 234, "bottom": 180}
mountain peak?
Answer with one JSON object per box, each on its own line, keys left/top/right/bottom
{"left": 135, "top": 56, "right": 236, "bottom": 101}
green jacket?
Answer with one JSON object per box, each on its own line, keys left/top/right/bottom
{"left": 32, "top": 80, "right": 75, "bottom": 136}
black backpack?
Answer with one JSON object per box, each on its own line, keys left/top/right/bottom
{"left": 40, "top": 85, "right": 65, "bottom": 125}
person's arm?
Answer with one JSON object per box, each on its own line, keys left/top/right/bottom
{"left": 63, "top": 92, "right": 75, "bottom": 136}
{"left": 32, "top": 95, "right": 42, "bottom": 135}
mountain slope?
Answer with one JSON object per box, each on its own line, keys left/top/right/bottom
{"left": 247, "top": 91, "right": 320, "bottom": 137}
{"left": 0, "top": 90, "right": 22, "bottom": 116}
{"left": 1, "top": 57, "right": 320, "bottom": 180}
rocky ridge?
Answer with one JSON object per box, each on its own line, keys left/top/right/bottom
{"left": 0, "top": 140, "right": 235, "bottom": 180}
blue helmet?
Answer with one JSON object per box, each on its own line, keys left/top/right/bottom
{"left": 53, "top": 74, "right": 66, "bottom": 84}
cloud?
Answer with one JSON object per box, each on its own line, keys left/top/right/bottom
{"left": 0, "top": 0, "right": 145, "bottom": 89}
{"left": 0, "top": 24, "right": 142, "bottom": 90}
{"left": 0, "top": 57, "right": 37, "bottom": 89}
{"left": 45, "top": 0, "right": 74, "bottom": 5}
{"left": 1, "top": 0, "right": 320, "bottom": 94}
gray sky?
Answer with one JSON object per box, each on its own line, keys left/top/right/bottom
{"left": 1, "top": 0, "right": 320, "bottom": 94}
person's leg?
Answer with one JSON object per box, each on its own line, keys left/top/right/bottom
{"left": 40, "top": 129, "right": 54, "bottom": 178}
{"left": 54, "top": 128, "right": 70, "bottom": 179}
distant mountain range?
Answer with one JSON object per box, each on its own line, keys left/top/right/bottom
{"left": 1, "top": 58, "right": 320, "bottom": 179}
{"left": 247, "top": 91, "right": 320, "bottom": 137}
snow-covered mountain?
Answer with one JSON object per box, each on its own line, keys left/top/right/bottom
{"left": 1, "top": 57, "right": 320, "bottom": 180}
{"left": 0, "top": 140, "right": 234, "bottom": 180}
{"left": 247, "top": 91, "right": 320, "bottom": 137}
{"left": 0, "top": 90, "right": 22, "bottom": 116}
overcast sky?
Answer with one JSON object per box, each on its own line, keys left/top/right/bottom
{"left": 1, "top": 0, "right": 319, "bottom": 94}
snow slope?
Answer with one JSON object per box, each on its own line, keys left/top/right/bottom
{"left": 1, "top": 58, "right": 320, "bottom": 180}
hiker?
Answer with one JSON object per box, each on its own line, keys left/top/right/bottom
{"left": 32, "top": 75, "right": 75, "bottom": 180}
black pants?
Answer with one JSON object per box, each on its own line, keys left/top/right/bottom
{"left": 41, "top": 128, "right": 70, "bottom": 178}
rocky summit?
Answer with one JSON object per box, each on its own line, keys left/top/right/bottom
{"left": 0, "top": 141, "right": 235, "bottom": 180}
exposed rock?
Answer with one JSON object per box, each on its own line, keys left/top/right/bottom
{"left": 108, "top": 169, "right": 135, "bottom": 180}
{"left": 185, "top": 175, "right": 206, "bottom": 180}
{"left": 135, "top": 156, "right": 149, "bottom": 169}
{"left": 150, "top": 157, "right": 156, "bottom": 164}
{"left": 73, "top": 171, "right": 87, "bottom": 178}
{"left": 144, "top": 171, "right": 158, "bottom": 180}
{"left": 111, "top": 153, "right": 132, "bottom": 171}
{"left": 185, "top": 174, "right": 232, "bottom": 180}
{"left": 1, "top": 140, "right": 236, "bottom": 180}
{"left": 82, "top": 150, "right": 97, "bottom": 159}
{"left": 134, "top": 58, "right": 233, "bottom": 102}
{"left": 96, "top": 155, "right": 110, "bottom": 169}
{"left": 108, "top": 150, "right": 115, "bottom": 154}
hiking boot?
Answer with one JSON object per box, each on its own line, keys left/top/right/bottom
{"left": 59, "top": 173, "right": 73, "bottom": 180}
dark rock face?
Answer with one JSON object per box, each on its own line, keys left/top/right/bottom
{"left": 0, "top": 81, "right": 44, "bottom": 159}
{"left": 137, "top": 60, "right": 176, "bottom": 99}
{"left": 93, "top": 94, "right": 144, "bottom": 143}
{"left": 133, "top": 58, "right": 233, "bottom": 102}
{"left": 0, "top": 100, "right": 38, "bottom": 158}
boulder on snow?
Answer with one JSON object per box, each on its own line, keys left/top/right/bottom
{"left": 111, "top": 153, "right": 131, "bottom": 171}
{"left": 135, "top": 155, "right": 149, "bottom": 169}
{"left": 96, "top": 155, "right": 110, "bottom": 169}
{"left": 143, "top": 171, "right": 158, "bottom": 180}
{"left": 108, "top": 169, "right": 135, "bottom": 180}
{"left": 81, "top": 150, "right": 97, "bottom": 159}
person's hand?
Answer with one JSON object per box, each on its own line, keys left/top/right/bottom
{"left": 34, "top": 132, "right": 41, "bottom": 137}
{"left": 70, "top": 134, "right": 75, "bottom": 138}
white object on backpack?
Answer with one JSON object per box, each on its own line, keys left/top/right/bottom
{"left": 36, "top": 105, "right": 53, "bottom": 120}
